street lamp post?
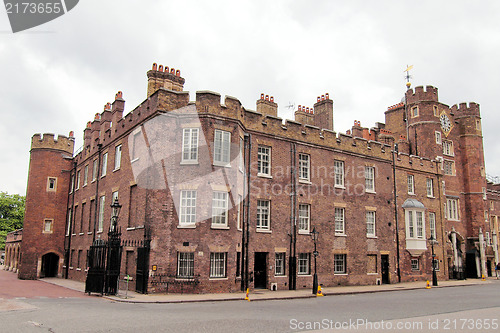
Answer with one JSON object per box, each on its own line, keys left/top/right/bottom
{"left": 109, "top": 197, "right": 122, "bottom": 233}
{"left": 311, "top": 227, "right": 319, "bottom": 294}
{"left": 429, "top": 235, "right": 438, "bottom": 286}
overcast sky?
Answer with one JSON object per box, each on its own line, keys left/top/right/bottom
{"left": 1, "top": 0, "right": 500, "bottom": 195}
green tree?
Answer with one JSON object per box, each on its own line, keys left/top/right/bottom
{"left": 0, "top": 192, "right": 25, "bottom": 250}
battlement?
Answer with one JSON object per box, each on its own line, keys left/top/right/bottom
{"left": 450, "top": 102, "right": 480, "bottom": 117}
{"left": 406, "top": 85, "right": 439, "bottom": 104}
{"left": 31, "top": 132, "right": 75, "bottom": 154}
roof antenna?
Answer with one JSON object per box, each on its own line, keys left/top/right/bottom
{"left": 286, "top": 102, "right": 295, "bottom": 110}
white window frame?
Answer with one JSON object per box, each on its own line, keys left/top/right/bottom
{"left": 442, "top": 140, "right": 454, "bottom": 157}
{"left": 443, "top": 160, "right": 454, "bottom": 176}
{"left": 114, "top": 144, "right": 122, "bottom": 170}
{"left": 298, "top": 204, "right": 310, "bottom": 233}
{"left": 210, "top": 252, "right": 226, "bottom": 278}
{"left": 179, "top": 190, "right": 197, "bottom": 226}
{"left": 101, "top": 153, "right": 108, "bottom": 177}
{"left": 334, "top": 254, "right": 346, "bottom": 274}
{"left": 83, "top": 165, "right": 88, "bottom": 186}
{"left": 131, "top": 130, "right": 142, "bottom": 162}
{"left": 334, "top": 160, "right": 344, "bottom": 188}
{"left": 47, "top": 177, "right": 57, "bottom": 192}
{"left": 298, "top": 253, "right": 310, "bottom": 275}
{"left": 299, "top": 154, "right": 310, "bottom": 182}
{"left": 98, "top": 195, "right": 105, "bottom": 232}
{"left": 213, "top": 129, "right": 231, "bottom": 166}
{"left": 426, "top": 178, "right": 434, "bottom": 198}
{"left": 435, "top": 131, "right": 442, "bottom": 145}
{"left": 366, "top": 211, "right": 376, "bottom": 237}
{"left": 429, "top": 212, "right": 436, "bottom": 240}
{"left": 334, "top": 207, "right": 345, "bottom": 235}
{"left": 237, "top": 195, "right": 242, "bottom": 230}
{"left": 446, "top": 198, "right": 459, "bottom": 221}
{"left": 406, "top": 210, "right": 425, "bottom": 239}
{"left": 257, "top": 146, "right": 271, "bottom": 176}
{"left": 177, "top": 252, "right": 194, "bottom": 278}
{"left": 76, "top": 170, "right": 81, "bottom": 190}
{"left": 407, "top": 175, "right": 415, "bottom": 195}
{"left": 365, "top": 166, "right": 375, "bottom": 192}
{"left": 211, "top": 191, "right": 228, "bottom": 227}
{"left": 256, "top": 200, "right": 270, "bottom": 230}
{"left": 239, "top": 137, "right": 244, "bottom": 172}
{"left": 92, "top": 159, "right": 98, "bottom": 181}
{"left": 181, "top": 128, "right": 199, "bottom": 164}
{"left": 44, "top": 219, "right": 53, "bottom": 233}
{"left": 275, "top": 253, "right": 285, "bottom": 276}
{"left": 411, "top": 258, "right": 419, "bottom": 270}
{"left": 411, "top": 106, "right": 419, "bottom": 117}
{"left": 66, "top": 209, "right": 72, "bottom": 236}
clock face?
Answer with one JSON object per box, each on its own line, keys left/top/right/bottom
{"left": 440, "top": 114, "right": 451, "bottom": 133}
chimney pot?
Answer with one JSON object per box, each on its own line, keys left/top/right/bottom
{"left": 171, "top": 68, "right": 175, "bottom": 74}
{"left": 270, "top": 96, "right": 274, "bottom": 102}
{"left": 261, "top": 93, "right": 264, "bottom": 100}
{"left": 265, "top": 95, "right": 269, "bottom": 101}
{"left": 158, "top": 65, "right": 164, "bottom": 72}
{"left": 325, "top": 93, "right": 329, "bottom": 99}
{"left": 152, "top": 63, "right": 157, "bottom": 70}
{"left": 165, "top": 66, "right": 169, "bottom": 72}
{"left": 176, "top": 69, "right": 180, "bottom": 77}
{"left": 69, "top": 131, "right": 74, "bottom": 137}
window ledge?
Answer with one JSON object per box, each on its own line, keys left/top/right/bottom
{"left": 69, "top": 267, "right": 74, "bottom": 270}
{"left": 76, "top": 268, "right": 82, "bottom": 271}
{"left": 335, "top": 185, "right": 345, "bottom": 189}
{"left": 367, "top": 236, "right": 377, "bottom": 239}
{"left": 256, "top": 229, "right": 272, "bottom": 233}
{"left": 178, "top": 224, "right": 196, "bottom": 229}
{"left": 211, "top": 225, "right": 230, "bottom": 230}
{"left": 87, "top": 232, "right": 93, "bottom": 235}
{"left": 297, "top": 274, "right": 312, "bottom": 277}
{"left": 79, "top": 233, "right": 84, "bottom": 236}
{"left": 209, "top": 277, "right": 228, "bottom": 281}
{"left": 365, "top": 190, "right": 376, "bottom": 194}
{"left": 408, "top": 193, "right": 416, "bottom": 196}
{"left": 257, "top": 173, "right": 272, "bottom": 179}
{"left": 335, "top": 233, "right": 347, "bottom": 237}
{"left": 367, "top": 273, "right": 378, "bottom": 275}
{"left": 427, "top": 196, "right": 435, "bottom": 199}
{"left": 299, "top": 179, "right": 311, "bottom": 185}
{"left": 71, "top": 233, "right": 77, "bottom": 236}
{"left": 334, "top": 273, "right": 348, "bottom": 276}
{"left": 113, "top": 168, "right": 120, "bottom": 172}
{"left": 91, "top": 180, "right": 96, "bottom": 184}
{"left": 180, "top": 161, "right": 199, "bottom": 165}
{"left": 275, "top": 275, "right": 288, "bottom": 278}
{"left": 213, "top": 162, "right": 231, "bottom": 168}
{"left": 131, "top": 158, "right": 140, "bottom": 163}
{"left": 97, "top": 231, "right": 103, "bottom": 234}
{"left": 298, "top": 230, "right": 310, "bottom": 235}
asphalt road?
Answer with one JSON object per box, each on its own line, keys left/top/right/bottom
{"left": 1, "top": 273, "right": 499, "bottom": 332}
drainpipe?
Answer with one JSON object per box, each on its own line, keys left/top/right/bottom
{"left": 92, "top": 143, "right": 103, "bottom": 243}
{"left": 479, "top": 228, "right": 487, "bottom": 277}
{"left": 242, "top": 133, "right": 251, "bottom": 291}
{"left": 289, "top": 142, "right": 297, "bottom": 290}
{"left": 64, "top": 161, "right": 77, "bottom": 278}
{"left": 392, "top": 143, "right": 401, "bottom": 283}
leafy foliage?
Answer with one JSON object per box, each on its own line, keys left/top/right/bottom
{"left": 0, "top": 192, "right": 25, "bottom": 250}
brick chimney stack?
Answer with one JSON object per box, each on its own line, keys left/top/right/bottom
{"left": 256, "top": 94, "right": 278, "bottom": 117}
{"left": 147, "top": 63, "right": 185, "bottom": 97}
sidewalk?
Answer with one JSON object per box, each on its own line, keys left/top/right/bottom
{"left": 40, "top": 276, "right": 494, "bottom": 304}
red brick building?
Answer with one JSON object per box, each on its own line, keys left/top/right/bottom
{"left": 17, "top": 64, "right": 497, "bottom": 293}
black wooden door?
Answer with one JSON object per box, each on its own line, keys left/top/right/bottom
{"left": 381, "top": 255, "right": 390, "bottom": 284}
{"left": 136, "top": 246, "right": 150, "bottom": 294}
{"left": 254, "top": 252, "right": 267, "bottom": 289}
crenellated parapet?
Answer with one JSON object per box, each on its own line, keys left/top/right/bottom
{"left": 451, "top": 102, "right": 480, "bottom": 117}
{"left": 31, "top": 132, "right": 74, "bottom": 154}
{"left": 405, "top": 85, "right": 439, "bottom": 104}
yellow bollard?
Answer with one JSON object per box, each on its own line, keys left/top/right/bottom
{"left": 316, "top": 285, "right": 324, "bottom": 297}
{"left": 426, "top": 280, "right": 431, "bottom": 289}
{"left": 482, "top": 274, "right": 486, "bottom": 281}
{"left": 245, "top": 288, "right": 250, "bottom": 301}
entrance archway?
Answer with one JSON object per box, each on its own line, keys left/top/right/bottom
{"left": 41, "top": 253, "right": 59, "bottom": 278}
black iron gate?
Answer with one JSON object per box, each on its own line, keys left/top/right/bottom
{"left": 135, "top": 229, "right": 151, "bottom": 294}
{"left": 85, "top": 230, "right": 122, "bottom": 295}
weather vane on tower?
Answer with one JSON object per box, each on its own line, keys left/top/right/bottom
{"left": 404, "top": 65, "right": 413, "bottom": 89}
